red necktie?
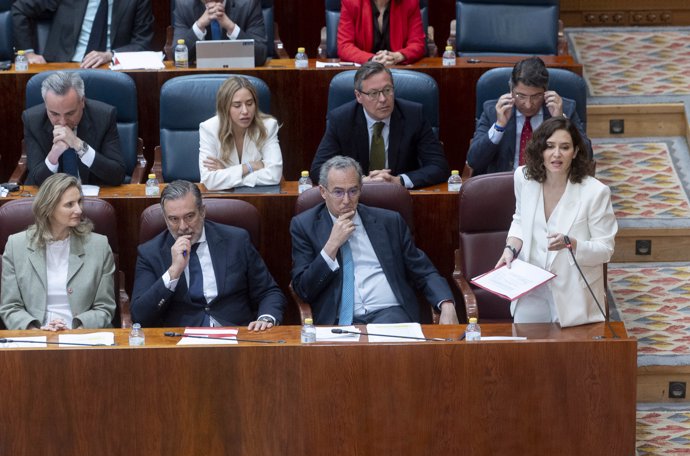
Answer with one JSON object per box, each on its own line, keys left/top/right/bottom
{"left": 519, "top": 117, "right": 532, "bottom": 166}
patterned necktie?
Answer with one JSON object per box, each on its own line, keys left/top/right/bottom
{"left": 61, "top": 148, "right": 80, "bottom": 178}
{"left": 519, "top": 116, "right": 532, "bottom": 166}
{"left": 85, "top": 0, "right": 108, "bottom": 54}
{"left": 369, "top": 121, "right": 385, "bottom": 171}
{"left": 210, "top": 20, "right": 222, "bottom": 40}
{"left": 339, "top": 241, "right": 354, "bottom": 325}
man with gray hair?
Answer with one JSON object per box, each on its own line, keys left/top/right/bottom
{"left": 22, "top": 71, "right": 125, "bottom": 186}
{"left": 291, "top": 155, "right": 458, "bottom": 325}
{"left": 310, "top": 61, "right": 449, "bottom": 189}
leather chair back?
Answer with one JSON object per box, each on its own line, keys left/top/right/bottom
{"left": 261, "top": 0, "right": 275, "bottom": 58}
{"left": 457, "top": 171, "right": 514, "bottom": 321}
{"left": 325, "top": 0, "right": 431, "bottom": 59}
{"left": 138, "top": 198, "right": 261, "bottom": 249}
{"left": 159, "top": 74, "right": 270, "bottom": 183}
{"left": 25, "top": 70, "right": 140, "bottom": 183}
{"left": 327, "top": 69, "right": 439, "bottom": 137}
{"left": 455, "top": 0, "right": 559, "bottom": 56}
{"left": 475, "top": 67, "right": 588, "bottom": 131}
{"left": 295, "top": 182, "right": 414, "bottom": 234}
{"left": 0, "top": 0, "right": 13, "bottom": 61}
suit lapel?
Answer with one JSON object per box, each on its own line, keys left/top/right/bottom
{"left": 387, "top": 103, "right": 402, "bottom": 173}
{"left": 354, "top": 106, "right": 370, "bottom": 172}
{"left": 358, "top": 206, "right": 402, "bottom": 302}
{"left": 66, "top": 235, "right": 86, "bottom": 285}
{"left": 547, "top": 180, "right": 580, "bottom": 269}
{"left": 520, "top": 176, "right": 541, "bottom": 263}
{"left": 206, "top": 223, "right": 228, "bottom": 299}
{"left": 27, "top": 240, "right": 47, "bottom": 293}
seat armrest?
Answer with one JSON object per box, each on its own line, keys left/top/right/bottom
{"left": 164, "top": 25, "right": 174, "bottom": 61}
{"left": 289, "top": 282, "right": 313, "bottom": 324}
{"left": 151, "top": 145, "right": 164, "bottom": 182}
{"left": 317, "top": 26, "right": 327, "bottom": 59}
{"left": 272, "top": 22, "right": 289, "bottom": 59}
{"left": 118, "top": 270, "right": 133, "bottom": 328}
{"left": 453, "top": 249, "right": 478, "bottom": 321}
{"left": 129, "top": 137, "right": 148, "bottom": 184}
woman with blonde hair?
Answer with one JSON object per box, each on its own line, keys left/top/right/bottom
{"left": 199, "top": 76, "right": 283, "bottom": 190}
{"left": 0, "top": 173, "right": 116, "bottom": 330}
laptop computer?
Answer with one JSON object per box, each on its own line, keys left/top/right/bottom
{"left": 196, "top": 39, "right": 255, "bottom": 69}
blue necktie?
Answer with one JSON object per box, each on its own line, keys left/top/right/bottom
{"left": 210, "top": 20, "right": 222, "bottom": 40}
{"left": 188, "top": 243, "right": 211, "bottom": 326}
{"left": 339, "top": 241, "right": 354, "bottom": 325}
{"left": 61, "top": 148, "right": 79, "bottom": 178}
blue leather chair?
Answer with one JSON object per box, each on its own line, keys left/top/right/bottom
{"left": 327, "top": 69, "right": 440, "bottom": 137}
{"left": 475, "top": 67, "right": 588, "bottom": 131}
{"left": 0, "top": 0, "right": 13, "bottom": 61}
{"left": 323, "top": 0, "right": 434, "bottom": 59}
{"left": 13, "top": 70, "right": 146, "bottom": 184}
{"left": 155, "top": 74, "right": 271, "bottom": 183}
{"left": 455, "top": 0, "right": 559, "bottom": 56}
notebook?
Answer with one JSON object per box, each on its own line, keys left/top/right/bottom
{"left": 196, "top": 39, "right": 255, "bottom": 69}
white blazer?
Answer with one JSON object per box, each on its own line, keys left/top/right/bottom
{"left": 508, "top": 167, "right": 618, "bottom": 327}
{"left": 199, "top": 116, "right": 283, "bottom": 190}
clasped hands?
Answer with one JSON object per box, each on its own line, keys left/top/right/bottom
{"left": 371, "top": 50, "right": 404, "bottom": 66}
{"left": 198, "top": 2, "right": 235, "bottom": 34}
{"left": 47, "top": 125, "right": 81, "bottom": 165}
{"left": 363, "top": 169, "right": 400, "bottom": 184}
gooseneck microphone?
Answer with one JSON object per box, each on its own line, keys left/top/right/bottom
{"left": 0, "top": 338, "right": 111, "bottom": 346}
{"left": 163, "top": 332, "right": 286, "bottom": 344}
{"left": 562, "top": 236, "right": 618, "bottom": 339}
{"left": 331, "top": 328, "right": 453, "bottom": 342}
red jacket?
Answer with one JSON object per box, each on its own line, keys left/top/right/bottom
{"left": 337, "top": 0, "right": 426, "bottom": 64}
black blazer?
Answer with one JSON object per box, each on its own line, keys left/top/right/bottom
{"left": 131, "top": 220, "right": 286, "bottom": 327}
{"left": 311, "top": 99, "right": 450, "bottom": 188}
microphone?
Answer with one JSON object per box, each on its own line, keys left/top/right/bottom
{"left": 562, "top": 235, "right": 618, "bottom": 339}
{"left": 331, "top": 328, "right": 452, "bottom": 342}
{"left": 466, "top": 58, "right": 516, "bottom": 64}
{"left": 0, "top": 338, "right": 112, "bottom": 347}
{"left": 163, "top": 332, "right": 285, "bottom": 344}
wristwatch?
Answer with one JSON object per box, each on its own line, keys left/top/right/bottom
{"left": 77, "top": 140, "right": 89, "bottom": 158}
{"left": 258, "top": 316, "right": 274, "bottom": 325}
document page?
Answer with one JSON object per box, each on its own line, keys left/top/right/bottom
{"left": 471, "top": 259, "right": 556, "bottom": 301}
{"left": 366, "top": 323, "right": 425, "bottom": 343}
{"left": 316, "top": 326, "right": 361, "bottom": 342}
{"left": 0, "top": 336, "right": 47, "bottom": 348}
{"left": 59, "top": 332, "right": 115, "bottom": 346}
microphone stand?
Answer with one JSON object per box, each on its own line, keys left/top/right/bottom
{"left": 163, "top": 332, "right": 285, "bottom": 344}
{"left": 331, "top": 328, "right": 453, "bottom": 342}
{"left": 0, "top": 338, "right": 111, "bottom": 347}
{"left": 563, "top": 236, "right": 618, "bottom": 339}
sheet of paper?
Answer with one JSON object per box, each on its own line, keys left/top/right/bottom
{"left": 59, "top": 332, "right": 115, "bottom": 346}
{"left": 479, "top": 336, "right": 528, "bottom": 341}
{"left": 366, "top": 323, "right": 425, "bottom": 343}
{"left": 177, "top": 328, "right": 239, "bottom": 345}
{"left": 81, "top": 185, "right": 100, "bottom": 196}
{"left": 471, "top": 259, "right": 556, "bottom": 301}
{"left": 110, "top": 51, "right": 165, "bottom": 70}
{"left": 0, "top": 336, "right": 47, "bottom": 348}
{"left": 315, "top": 326, "right": 360, "bottom": 342}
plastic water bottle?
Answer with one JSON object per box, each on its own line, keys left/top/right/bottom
{"left": 175, "top": 39, "right": 189, "bottom": 68}
{"left": 442, "top": 46, "right": 456, "bottom": 67}
{"left": 15, "top": 50, "right": 29, "bottom": 71}
{"left": 447, "top": 170, "right": 462, "bottom": 192}
{"left": 465, "top": 318, "right": 481, "bottom": 341}
{"left": 295, "top": 47, "right": 308, "bottom": 69}
{"left": 129, "top": 323, "right": 145, "bottom": 346}
{"left": 301, "top": 318, "right": 316, "bottom": 343}
{"left": 298, "top": 170, "right": 313, "bottom": 194}
{"left": 145, "top": 173, "right": 160, "bottom": 197}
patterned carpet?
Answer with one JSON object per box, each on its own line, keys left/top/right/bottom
{"left": 637, "top": 408, "right": 690, "bottom": 455}
{"left": 568, "top": 27, "right": 690, "bottom": 97}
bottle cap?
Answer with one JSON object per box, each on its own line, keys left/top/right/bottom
{"left": 17, "top": 50, "right": 25, "bottom": 56}
{"left": 301, "top": 170, "right": 309, "bottom": 177}
{"left": 148, "top": 173, "right": 156, "bottom": 179}
{"left": 132, "top": 323, "right": 141, "bottom": 329}
{"left": 446, "top": 46, "right": 453, "bottom": 51}
{"left": 297, "top": 47, "right": 306, "bottom": 53}
{"left": 468, "top": 318, "right": 478, "bottom": 324}
{"left": 304, "top": 318, "right": 313, "bottom": 324}
{"left": 451, "top": 170, "right": 459, "bottom": 175}
{"left": 177, "top": 39, "right": 185, "bottom": 45}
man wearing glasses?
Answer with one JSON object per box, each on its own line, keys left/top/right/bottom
{"left": 310, "top": 61, "right": 449, "bottom": 189}
{"left": 467, "top": 56, "right": 591, "bottom": 176}
{"left": 291, "top": 156, "right": 459, "bottom": 325}
{"left": 131, "top": 180, "right": 285, "bottom": 330}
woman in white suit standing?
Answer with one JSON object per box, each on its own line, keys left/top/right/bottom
{"left": 199, "top": 76, "right": 283, "bottom": 191}
{"left": 496, "top": 116, "right": 617, "bottom": 327}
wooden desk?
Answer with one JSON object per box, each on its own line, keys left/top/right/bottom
{"left": 1, "top": 183, "right": 459, "bottom": 324}
{"left": 0, "top": 56, "right": 581, "bottom": 181}
{"left": 0, "top": 322, "right": 636, "bottom": 455}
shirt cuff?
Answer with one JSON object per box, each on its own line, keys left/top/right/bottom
{"left": 45, "top": 156, "right": 59, "bottom": 173}
{"left": 193, "top": 22, "right": 206, "bottom": 40}
{"left": 162, "top": 270, "right": 180, "bottom": 291}
{"left": 400, "top": 174, "right": 413, "bottom": 189}
{"left": 488, "top": 124, "right": 504, "bottom": 145}
{"left": 228, "top": 24, "right": 241, "bottom": 40}
{"left": 320, "top": 249, "right": 340, "bottom": 271}
{"left": 257, "top": 314, "right": 276, "bottom": 325}
{"left": 436, "top": 299, "right": 454, "bottom": 311}
{"left": 80, "top": 145, "right": 95, "bottom": 167}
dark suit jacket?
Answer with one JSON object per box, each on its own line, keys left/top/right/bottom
{"left": 12, "top": 0, "right": 154, "bottom": 62}
{"left": 23, "top": 99, "right": 126, "bottom": 186}
{"left": 311, "top": 99, "right": 450, "bottom": 188}
{"left": 173, "top": 0, "right": 267, "bottom": 66}
{"left": 131, "top": 220, "right": 286, "bottom": 327}
{"left": 290, "top": 203, "right": 453, "bottom": 325}
{"left": 467, "top": 98, "right": 592, "bottom": 176}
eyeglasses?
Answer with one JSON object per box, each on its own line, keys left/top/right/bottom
{"left": 166, "top": 211, "right": 201, "bottom": 226}
{"left": 324, "top": 187, "right": 361, "bottom": 200}
{"left": 512, "top": 91, "right": 544, "bottom": 102}
{"left": 359, "top": 86, "right": 394, "bottom": 101}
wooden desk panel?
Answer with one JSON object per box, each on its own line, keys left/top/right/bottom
{"left": 0, "top": 57, "right": 580, "bottom": 181}
{"left": 0, "top": 183, "right": 458, "bottom": 324}
{"left": 0, "top": 323, "right": 636, "bottom": 455}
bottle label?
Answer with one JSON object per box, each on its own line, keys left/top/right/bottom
{"left": 465, "top": 331, "right": 481, "bottom": 341}
{"left": 448, "top": 183, "right": 461, "bottom": 192}
{"left": 298, "top": 184, "right": 311, "bottom": 194}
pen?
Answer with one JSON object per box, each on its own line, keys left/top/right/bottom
{"left": 182, "top": 250, "right": 187, "bottom": 258}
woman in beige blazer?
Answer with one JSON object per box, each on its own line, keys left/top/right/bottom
{"left": 199, "top": 76, "right": 283, "bottom": 191}
{"left": 496, "top": 117, "right": 617, "bottom": 327}
{"left": 0, "top": 174, "right": 116, "bottom": 330}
